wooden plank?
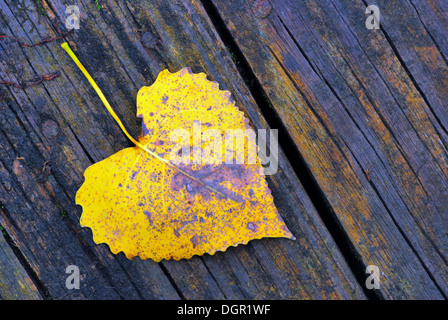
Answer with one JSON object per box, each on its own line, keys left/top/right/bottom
{"left": 0, "top": 0, "right": 365, "bottom": 299}
{"left": 0, "top": 232, "right": 42, "bottom": 300}
{"left": 0, "top": 0, "right": 180, "bottom": 300}
{"left": 121, "top": 0, "right": 365, "bottom": 299}
{"left": 382, "top": 0, "right": 448, "bottom": 137}
{"left": 210, "top": 0, "right": 448, "bottom": 299}
{"left": 407, "top": 0, "right": 448, "bottom": 66}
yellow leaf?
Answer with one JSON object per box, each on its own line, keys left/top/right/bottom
{"left": 63, "top": 43, "right": 294, "bottom": 261}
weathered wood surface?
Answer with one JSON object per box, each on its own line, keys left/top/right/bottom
{"left": 0, "top": 0, "right": 368, "bottom": 299}
{"left": 211, "top": 0, "right": 448, "bottom": 299}
{"left": 0, "top": 233, "right": 41, "bottom": 299}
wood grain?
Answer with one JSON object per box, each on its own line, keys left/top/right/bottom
{"left": 210, "top": 0, "right": 448, "bottom": 299}
{"left": 0, "top": 232, "right": 41, "bottom": 299}
{"left": 0, "top": 0, "right": 365, "bottom": 299}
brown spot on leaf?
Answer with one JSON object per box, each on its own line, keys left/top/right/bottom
{"left": 247, "top": 222, "right": 257, "bottom": 232}
{"left": 190, "top": 235, "right": 199, "bottom": 248}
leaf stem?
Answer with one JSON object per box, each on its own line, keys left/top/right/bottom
{"left": 61, "top": 42, "right": 236, "bottom": 202}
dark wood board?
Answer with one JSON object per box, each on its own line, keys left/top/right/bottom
{"left": 0, "top": 0, "right": 365, "bottom": 299}
{"left": 210, "top": 0, "right": 448, "bottom": 299}
{"left": 0, "top": 233, "right": 42, "bottom": 299}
